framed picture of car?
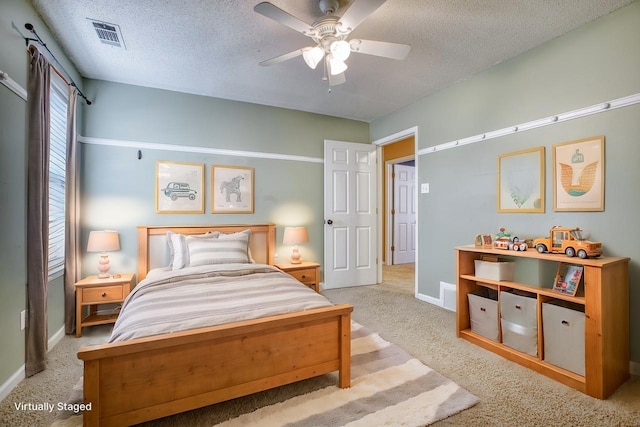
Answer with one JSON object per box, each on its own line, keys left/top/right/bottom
{"left": 211, "top": 165, "right": 254, "bottom": 213}
{"left": 155, "top": 161, "right": 204, "bottom": 214}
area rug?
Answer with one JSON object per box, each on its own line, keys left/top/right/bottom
{"left": 53, "top": 322, "right": 478, "bottom": 426}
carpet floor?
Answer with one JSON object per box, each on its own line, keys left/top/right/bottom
{"left": 1, "top": 263, "right": 639, "bottom": 426}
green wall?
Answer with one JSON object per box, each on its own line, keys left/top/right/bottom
{"left": 79, "top": 80, "right": 369, "bottom": 278}
{"left": 0, "top": 0, "right": 83, "bottom": 387}
{"left": 371, "top": 2, "right": 640, "bottom": 364}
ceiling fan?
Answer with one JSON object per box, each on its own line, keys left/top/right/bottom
{"left": 254, "top": 0, "right": 410, "bottom": 86}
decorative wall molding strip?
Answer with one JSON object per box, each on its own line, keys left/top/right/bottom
{"left": 0, "top": 69, "right": 28, "bottom": 101}
{"left": 78, "top": 136, "right": 324, "bottom": 164}
{"left": 418, "top": 92, "right": 640, "bottom": 156}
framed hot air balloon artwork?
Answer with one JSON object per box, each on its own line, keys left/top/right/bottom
{"left": 553, "top": 136, "right": 605, "bottom": 212}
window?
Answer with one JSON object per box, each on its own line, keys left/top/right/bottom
{"left": 48, "top": 73, "right": 68, "bottom": 279}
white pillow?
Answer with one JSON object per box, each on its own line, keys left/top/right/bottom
{"left": 187, "top": 229, "right": 251, "bottom": 266}
{"left": 166, "top": 231, "right": 218, "bottom": 270}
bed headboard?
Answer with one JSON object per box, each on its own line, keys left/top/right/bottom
{"left": 136, "top": 224, "right": 276, "bottom": 281}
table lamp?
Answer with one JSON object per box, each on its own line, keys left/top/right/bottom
{"left": 87, "top": 230, "right": 120, "bottom": 278}
{"left": 283, "top": 227, "right": 309, "bottom": 264}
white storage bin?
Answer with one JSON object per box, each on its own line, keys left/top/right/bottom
{"left": 543, "top": 302, "right": 585, "bottom": 376}
{"left": 468, "top": 289, "right": 499, "bottom": 342}
{"left": 500, "top": 291, "right": 537, "bottom": 356}
{"left": 475, "top": 259, "right": 515, "bottom": 281}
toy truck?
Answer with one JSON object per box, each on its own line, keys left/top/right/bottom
{"left": 533, "top": 226, "right": 603, "bottom": 259}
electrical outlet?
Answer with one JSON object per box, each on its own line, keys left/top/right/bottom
{"left": 20, "top": 310, "right": 26, "bottom": 330}
{"left": 421, "top": 183, "right": 430, "bottom": 194}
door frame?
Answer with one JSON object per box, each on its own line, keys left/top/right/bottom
{"left": 386, "top": 157, "right": 415, "bottom": 265}
{"left": 372, "top": 126, "right": 419, "bottom": 295}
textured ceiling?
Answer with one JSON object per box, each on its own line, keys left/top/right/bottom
{"left": 30, "top": 0, "right": 632, "bottom": 122}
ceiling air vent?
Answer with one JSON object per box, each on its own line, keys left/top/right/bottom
{"left": 89, "top": 19, "right": 126, "bottom": 48}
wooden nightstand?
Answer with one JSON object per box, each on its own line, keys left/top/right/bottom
{"left": 75, "top": 273, "right": 134, "bottom": 337}
{"left": 275, "top": 261, "right": 320, "bottom": 293}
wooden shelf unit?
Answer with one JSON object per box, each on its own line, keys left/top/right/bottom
{"left": 455, "top": 245, "right": 629, "bottom": 399}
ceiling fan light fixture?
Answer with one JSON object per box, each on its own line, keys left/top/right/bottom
{"left": 302, "top": 46, "right": 324, "bottom": 69}
{"left": 330, "top": 40, "right": 351, "bottom": 62}
{"left": 328, "top": 55, "right": 348, "bottom": 75}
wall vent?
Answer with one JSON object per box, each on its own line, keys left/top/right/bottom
{"left": 440, "top": 281, "right": 456, "bottom": 312}
{"left": 89, "top": 19, "right": 125, "bottom": 49}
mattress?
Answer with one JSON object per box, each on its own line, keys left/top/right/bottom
{"left": 109, "top": 263, "right": 333, "bottom": 342}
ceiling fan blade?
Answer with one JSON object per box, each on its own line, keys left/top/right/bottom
{"left": 349, "top": 39, "right": 411, "bottom": 60}
{"left": 337, "top": 0, "right": 387, "bottom": 33}
{"left": 254, "top": 2, "right": 313, "bottom": 35}
{"left": 259, "top": 48, "right": 305, "bottom": 66}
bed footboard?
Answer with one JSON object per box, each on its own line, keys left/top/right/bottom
{"left": 78, "top": 304, "right": 353, "bottom": 427}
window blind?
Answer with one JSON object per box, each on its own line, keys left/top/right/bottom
{"left": 48, "top": 74, "right": 68, "bottom": 279}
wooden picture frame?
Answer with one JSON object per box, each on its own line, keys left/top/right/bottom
{"left": 553, "top": 263, "right": 584, "bottom": 296}
{"left": 211, "top": 165, "right": 254, "bottom": 213}
{"left": 155, "top": 161, "right": 204, "bottom": 214}
{"left": 553, "top": 136, "right": 605, "bottom": 212}
{"left": 497, "top": 147, "right": 545, "bottom": 213}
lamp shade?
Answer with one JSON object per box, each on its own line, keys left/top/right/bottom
{"left": 328, "top": 55, "right": 348, "bottom": 75}
{"left": 302, "top": 46, "right": 324, "bottom": 69}
{"left": 87, "top": 230, "right": 120, "bottom": 252}
{"left": 283, "top": 227, "right": 309, "bottom": 245}
{"left": 330, "top": 40, "right": 351, "bottom": 62}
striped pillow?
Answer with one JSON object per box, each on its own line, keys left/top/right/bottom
{"left": 187, "top": 229, "right": 251, "bottom": 266}
{"left": 166, "top": 231, "right": 219, "bottom": 270}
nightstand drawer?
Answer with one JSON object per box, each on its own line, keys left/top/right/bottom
{"left": 82, "top": 285, "right": 123, "bottom": 302}
{"left": 288, "top": 268, "right": 317, "bottom": 284}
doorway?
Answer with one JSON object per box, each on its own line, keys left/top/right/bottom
{"left": 389, "top": 160, "right": 416, "bottom": 265}
{"left": 375, "top": 130, "right": 418, "bottom": 295}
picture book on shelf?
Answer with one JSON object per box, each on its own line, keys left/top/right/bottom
{"left": 553, "top": 263, "right": 583, "bottom": 296}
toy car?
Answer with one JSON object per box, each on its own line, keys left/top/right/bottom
{"left": 510, "top": 238, "right": 527, "bottom": 251}
{"left": 533, "top": 226, "right": 603, "bottom": 258}
{"left": 492, "top": 236, "right": 527, "bottom": 251}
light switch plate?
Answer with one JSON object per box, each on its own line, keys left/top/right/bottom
{"left": 421, "top": 183, "right": 430, "bottom": 193}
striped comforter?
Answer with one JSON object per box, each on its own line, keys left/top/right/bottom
{"left": 109, "top": 264, "right": 333, "bottom": 343}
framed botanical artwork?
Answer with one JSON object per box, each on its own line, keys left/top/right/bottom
{"left": 155, "top": 161, "right": 205, "bottom": 214}
{"left": 553, "top": 263, "right": 583, "bottom": 296}
{"left": 553, "top": 136, "right": 604, "bottom": 212}
{"left": 211, "top": 165, "right": 254, "bottom": 213}
{"left": 497, "top": 147, "right": 545, "bottom": 213}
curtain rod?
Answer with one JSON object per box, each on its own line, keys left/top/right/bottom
{"left": 23, "top": 23, "right": 92, "bottom": 105}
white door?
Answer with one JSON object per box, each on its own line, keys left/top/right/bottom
{"left": 324, "top": 140, "right": 377, "bottom": 289}
{"left": 392, "top": 164, "right": 416, "bottom": 264}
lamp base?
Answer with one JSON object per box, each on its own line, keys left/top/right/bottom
{"left": 97, "top": 253, "right": 111, "bottom": 279}
{"left": 290, "top": 247, "right": 302, "bottom": 264}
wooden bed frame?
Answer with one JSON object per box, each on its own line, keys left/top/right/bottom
{"left": 78, "top": 224, "right": 353, "bottom": 427}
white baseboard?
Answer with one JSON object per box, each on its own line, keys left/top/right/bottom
{"left": 48, "top": 326, "right": 65, "bottom": 351}
{"left": 0, "top": 325, "right": 66, "bottom": 403}
{"left": 415, "top": 282, "right": 456, "bottom": 312}
{"left": 0, "top": 364, "right": 25, "bottom": 403}
{"left": 415, "top": 291, "right": 438, "bottom": 305}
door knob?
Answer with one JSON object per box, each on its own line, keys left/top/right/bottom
{"left": 327, "top": 219, "right": 333, "bottom": 225}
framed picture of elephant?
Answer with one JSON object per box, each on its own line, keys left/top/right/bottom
{"left": 211, "top": 165, "right": 254, "bottom": 213}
